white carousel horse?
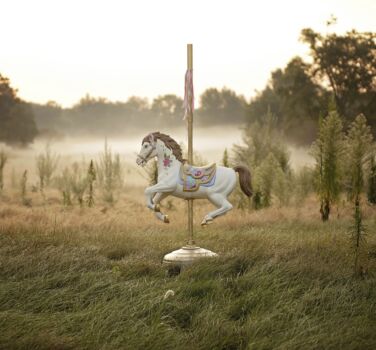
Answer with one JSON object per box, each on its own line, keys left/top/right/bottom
{"left": 136, "top": 132, "right": 252, "bottom": 226}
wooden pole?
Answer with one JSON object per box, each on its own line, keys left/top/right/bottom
{"left": 162, "top": 44, "right": 217, "bottom": 266}
{"left": 187, "top": 44, "right": 194, "bottom": 246}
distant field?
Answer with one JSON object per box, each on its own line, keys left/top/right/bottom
{"left": 0, "top": 189, "right": 376, "bottom": 350}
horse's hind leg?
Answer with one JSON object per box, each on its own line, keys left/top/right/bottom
{"left": 153, "top": 192, "right": 170, "bottom": 223}
{"left": 201, "top": 193, "right": 233, "bottom": 226}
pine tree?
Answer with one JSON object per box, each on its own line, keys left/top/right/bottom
{"left": 311, "top": 103, "right": 345, "bottom": 221}
{"left": 346, "top": 114, "right": 373, "bottom": 276}
{"left": 345, "top": 114, "right": 373, "bottom": 199}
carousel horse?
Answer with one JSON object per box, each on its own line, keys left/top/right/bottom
{"left": 136, "top": 132, "right": 252, "bottom": 226}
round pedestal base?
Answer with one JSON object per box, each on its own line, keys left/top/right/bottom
{"left": 163, "top": 245, "right": 218, "bottom": 267}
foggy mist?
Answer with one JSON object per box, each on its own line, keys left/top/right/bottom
{"left": 2, "top": 125, "right": 313, "bottom": 188}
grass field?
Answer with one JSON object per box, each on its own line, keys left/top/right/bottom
{"left": 1, "top": 187, "right": 376, "bottom": 350}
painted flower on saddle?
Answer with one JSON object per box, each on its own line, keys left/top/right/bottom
{"left": 163, "top": 153, "right": 172, "bottom": 167}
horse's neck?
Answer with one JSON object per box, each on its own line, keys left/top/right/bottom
{"left": 156, "top": 143, "right": 181, "bottom": 176}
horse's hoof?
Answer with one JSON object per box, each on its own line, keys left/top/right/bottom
{"left": 201, "top": 218, "right": 213, "bottom": 226}
{"left": 154, "top": 204, "right": 160, "bottom": 212}
{"left": 164, "top": 215, "right": 170, "bottom": 224}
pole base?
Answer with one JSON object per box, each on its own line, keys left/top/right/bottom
{"left": 163, "top": 245, "right": 218, "bottom": 267}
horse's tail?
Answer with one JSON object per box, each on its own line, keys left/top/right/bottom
{"left": 233, "top": 165, "right": 253, "bottom": 197}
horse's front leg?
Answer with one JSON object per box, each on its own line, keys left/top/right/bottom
{"left": 145, "top": 183, "right": 174, "bottom": 211}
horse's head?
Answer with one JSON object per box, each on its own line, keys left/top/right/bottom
{"left": 136, "top": 133, "right": 158, "bottom": 167}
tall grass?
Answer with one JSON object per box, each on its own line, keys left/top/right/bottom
{"left": 0, "top": 196, "right": 375, "bottom": 350}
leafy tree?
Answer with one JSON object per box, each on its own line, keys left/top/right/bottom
{"left": 31, "top": 100, "right": 64, "bottom": 136}
{"left": 0, "top": 74, "right": 38, "bottom": 145}
{"left": 199, "top": 88, "right": 247, "bottom": 126}
{"left": 247, "top": 58, "right": 327, "bottom": 144}
{"left": 151, "top": 94, "right": 183, "bottom": 126}
{"left": 270, "top": 57, "right": 328, "bottom": 143}
{"left": 246, "top": 87, "right": 280, "bottom": 126}
{"left": 301, "top": 29, "right": 376, "bottom": 129}
{"left": 311, "top": 104, "right": 345, "bottom": 221}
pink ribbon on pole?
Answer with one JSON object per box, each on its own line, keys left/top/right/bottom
{"left": 183, "top": 69, "right": 194, "bottom": 120}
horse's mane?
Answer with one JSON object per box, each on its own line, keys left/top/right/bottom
{"left": 142, "top": 132, "right": 185, "bottom": 163}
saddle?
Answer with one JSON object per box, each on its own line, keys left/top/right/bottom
{"left": 179, "top": 163, "right": 216, "bottom": 192}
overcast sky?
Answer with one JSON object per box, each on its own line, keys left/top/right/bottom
{"left": 1, "top": 0, "right": 375, "bottom": 107}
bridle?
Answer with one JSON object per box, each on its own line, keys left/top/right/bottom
{"left": 137, "top": 141, "right": 156, "bottom": 163}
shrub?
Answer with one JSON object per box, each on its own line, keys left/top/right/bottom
{"left": 55, "top": 167, "right": 73, "bottom": 206}
{"left": 96, "top": 139, "right": 123, "bottom": 204}
{"left": 36, "top": 144, "right": 59, "bottom": 192}
{"left": 232, "top": 109, "right": 291, "bottom": 209}
{"left": 70, "top": 162, "right": 88, "bottom": 207}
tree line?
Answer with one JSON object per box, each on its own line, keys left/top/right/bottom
{"left": 30, "top": 88, "right": 247, "bottom": 139}
{"left": 0, "top": 27, "right": 375, "bottom": 146}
